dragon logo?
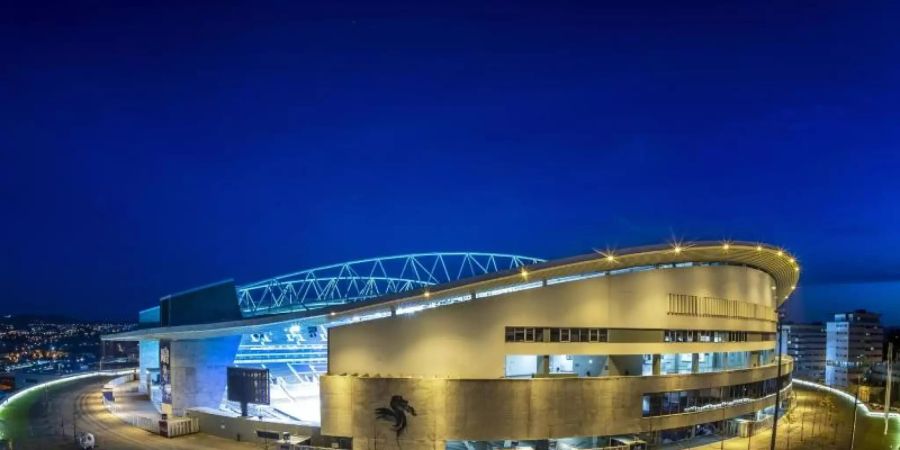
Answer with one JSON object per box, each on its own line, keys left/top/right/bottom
{"left": 375, "top": 395, "right": 416, "bottom": 437}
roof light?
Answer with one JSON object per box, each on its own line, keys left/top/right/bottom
{"left": 722, "top": 243, "right": 730, "bottom": 251}
{"left": 756, "top": 245, "right": 763, "bottom": 251}
{"left": 777, "top": 250, "right": 783, "bottom": 256}
{"left": 673, "top": 245, "right": 683, "bottom": 254}
{"left": 521, "top": 268, "right": 529, "bottom": 279}
{"left": 424, "top": 290, "right": 430, "bottom": 298}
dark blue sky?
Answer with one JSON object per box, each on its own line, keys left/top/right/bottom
{"left": 2, "top": 1, "right": 899, "bottom": 323}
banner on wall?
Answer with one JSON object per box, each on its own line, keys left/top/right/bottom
{"left": 159, "top": 339, "right": 172, "bottom": 406}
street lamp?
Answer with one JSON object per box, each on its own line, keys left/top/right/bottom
{"left": 849, "top": 353, "right": 870, "bottom": 450}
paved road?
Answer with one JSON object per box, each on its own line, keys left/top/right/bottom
{"left": 9, "top": 376, "right": 260, "bottom": 450}
{"left": 685, "top": 385, "right": 900, "bottom": 450}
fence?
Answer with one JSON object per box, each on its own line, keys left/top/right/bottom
{"left": 162, "top": 417, "right": 200, "bottom": 438}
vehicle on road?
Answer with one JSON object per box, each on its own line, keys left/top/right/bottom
{"left": 77, "top": 431, "right": 95, "bottom": 449}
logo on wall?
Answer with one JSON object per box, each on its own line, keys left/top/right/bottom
{"left": 375, "top": 395, "right": 416, "bottom": 437}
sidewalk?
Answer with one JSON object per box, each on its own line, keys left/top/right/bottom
{"left": 103, "top": 380, "right": 164, "bottom": 433}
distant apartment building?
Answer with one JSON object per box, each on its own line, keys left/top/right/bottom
{"left": 781, "top": 322, "right": 826, "bottom": 382}
{"left": 826, "top": 309, "right": 883, "bottom": 388}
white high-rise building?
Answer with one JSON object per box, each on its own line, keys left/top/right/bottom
{"left": 825, "top": 310, "right": 883, "bottom": 388}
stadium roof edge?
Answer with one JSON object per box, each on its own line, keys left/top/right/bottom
{"left": 103, "top": 241, "right": 799, "bottom": 342}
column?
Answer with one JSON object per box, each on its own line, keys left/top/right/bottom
{"left": 168, "top": 335, "right": 241, "bottom": 416}
{"left": 652, "top": 354, "right": 662, "bottom": 375}
{"left": 692, "top": 353, "right": 700, "bottom": 373}
{"left": 138, "top": 339, "right": 160, "bottom": 395}
{"left": 538, "top": 355, "right": 550, "bottom": 376}
{"left": 750, "top": 351, "right": 761, "bottom": 367}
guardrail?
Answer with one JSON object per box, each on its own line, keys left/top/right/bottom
{"left": 162, "top": 417, "right": 199, "bottom": 438}
{"left": 297, "top": 445, "right": 344, "bottom": 450}
{"left": 0, "top": 369, "right": 135, "bottom": 412}
{"left": 127, "top": 414, "right": 159, "bottom": 434}
{"left": 794, "top": 378, "right": 900, "bottom": 419}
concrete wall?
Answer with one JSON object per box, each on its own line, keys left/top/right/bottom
{"left": 330, "top": 265, "right": 776, "bottom": 379}
{"left": 320, "top": 359, "right": 792, "bottom": 449}
{"left": 169, "top": 336, "right": 241, "bottom": 416}
{"left": 188, "top": 407, "right": 321, "bottom": 444}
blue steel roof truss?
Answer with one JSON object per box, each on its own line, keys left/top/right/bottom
{"left": 237, "top": 253, "right": 544, "bottom": 317}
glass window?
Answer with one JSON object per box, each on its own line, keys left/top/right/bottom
{"left": 642, "top": 374, "right": 791, "bottom": 417}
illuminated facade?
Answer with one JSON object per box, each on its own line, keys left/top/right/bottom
{"left": 105, "top": 242, "right": 799, "bottom": 449}
{"left": 780, "top": 322, "right": 826, "bottom": 382}
{"left": 825, "top": 310, "right": 883, "bottom": 388}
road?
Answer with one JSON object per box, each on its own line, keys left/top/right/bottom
{"left": 6, "top": 376, "right": 259, "bottom": 450}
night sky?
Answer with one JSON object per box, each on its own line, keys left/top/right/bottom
{"left": 2, "top": 1, "right": 899, "bottom": 323}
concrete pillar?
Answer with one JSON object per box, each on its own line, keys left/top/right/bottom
{"left": 538, "top": 355, "right": 550, "bottom": 376}
{"left": 692, "top": 353, "right": 700, "bottom": 373}
{"left": 138, "top": 339, "right": 160, "bottom": 395}
{"left": 750, "top": 351, "right": 761, "bottom": 367}
{"left": 607, "top": 355, "right": 644, "bottom": 376}
{"left": 652, "top": 354, "right": 662, "bottom": 375}
{"left": 168, "top": 335, "right": 241, "bottom": 416}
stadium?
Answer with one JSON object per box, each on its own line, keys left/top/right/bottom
{"left": 103, "top": 241, "right": 799, "bottom": 449}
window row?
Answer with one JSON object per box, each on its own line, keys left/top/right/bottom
{"left": 667, "top": 293, "right": 777, "bottom": 322}
{"left": 642, "top": 374, "right": 791, "bottom": 417}
{"left": 504, "top": 327, "right": 608, "bottom": 343}
{"left": 505, "top": 328, "right": 769, "bottom": 344}
{"left": 664, "top": 330, "right": 750, "bottom": 343}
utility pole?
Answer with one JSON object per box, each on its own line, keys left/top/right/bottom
{"left": 800, "top": 410, "right": 805, "bottom": 442}
{"left": 746, "top": 423, "right": 752, "bottom": 450}
{"left": 850, "top": 371, "right": 861, "bottom": 450}
{"left": 769, "top": 308, "right": 785, "bottom": 450}
{"left": 72, "top": 396, "right": 77, "bottom": 442}
{"left": 885, "top": 342, "right": 893, "bottom": 435}
{"left": 720, "top": 406, "right": 726, "bottom": 450}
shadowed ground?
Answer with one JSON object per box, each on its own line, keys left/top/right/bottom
{"left": 0, "top": 376, "right": 257, "bottom": 450}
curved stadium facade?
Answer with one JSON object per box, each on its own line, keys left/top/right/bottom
{"left": 105, "top": 242, "right": 799, "bottom": 449}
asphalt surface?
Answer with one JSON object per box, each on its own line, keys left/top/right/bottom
{"left": 8, "top": 376, "right": 259, "bottom": 450}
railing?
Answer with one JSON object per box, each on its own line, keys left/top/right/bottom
{"left": 127, "top": 414, "right": 159, "bottom": 433}
{"left": 297, "top": 446, "right": 347, "bottom": 450}
{"left": 0, "top": 369, "right": 135, "bottom": 411}
{"left": 161, "top": 417, "right": 199, "bottom": 438}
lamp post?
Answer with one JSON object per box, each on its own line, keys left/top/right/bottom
{"left": 769, "top": 308, "right": 785, "bottom": 450}
{"left": 849, "top": 353, "right": 869, "bottom": 450}
{"left": 850, "top": 372, "right": 860, "bottom": 450}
